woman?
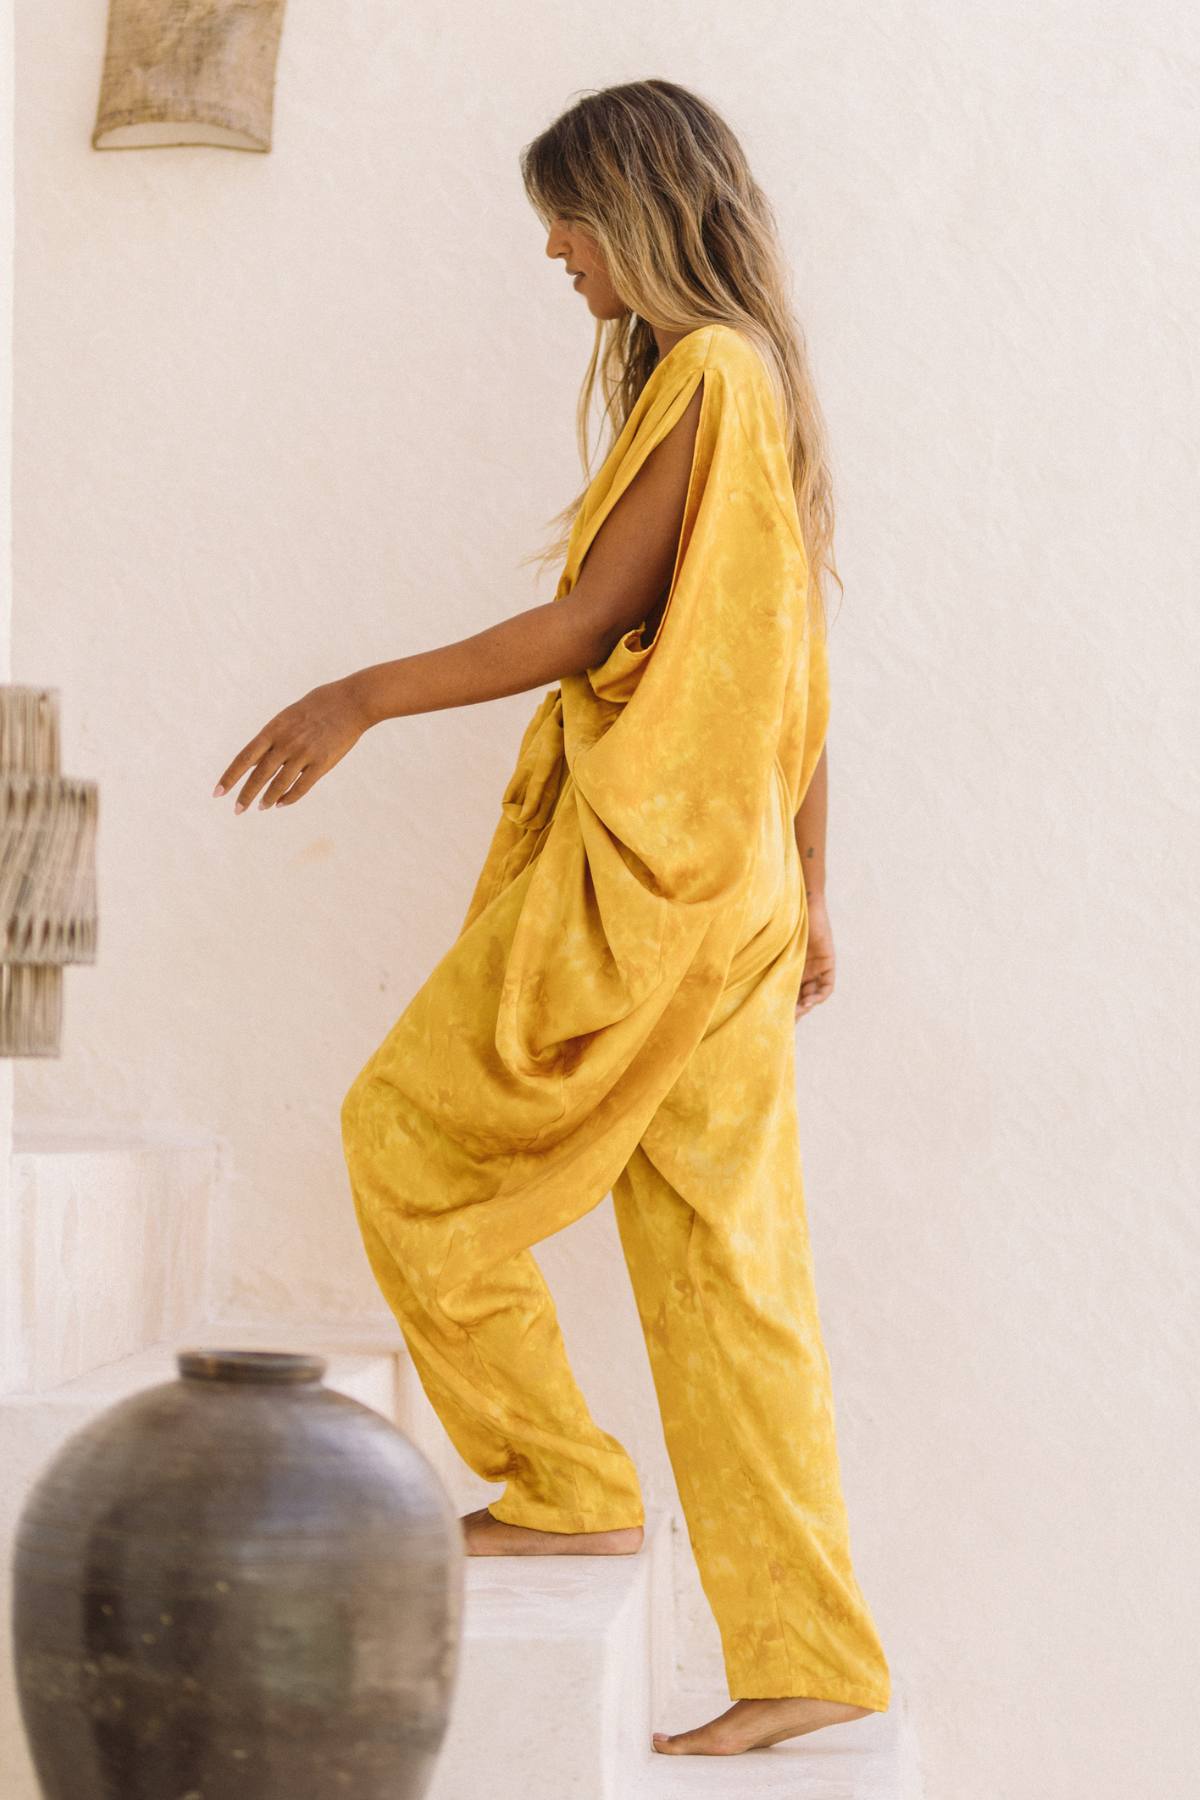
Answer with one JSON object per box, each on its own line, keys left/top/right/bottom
{"left": 213, "top": 79, "right": 890, "bottom": 1759}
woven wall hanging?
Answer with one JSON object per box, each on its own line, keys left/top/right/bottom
{"left": 92, "top": 0, "right": 289, "bottom": 152}
{"left": 0, "top": 689, "right": 98, "bottom": 1058}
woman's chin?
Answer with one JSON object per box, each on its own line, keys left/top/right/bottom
{"left": 584, "top": 299, "right": 630, "bottom": 324}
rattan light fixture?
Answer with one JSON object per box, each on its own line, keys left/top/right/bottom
{"left": 0, "top": 689, "right": 98, "bottom": 1058}
{"left": 92, "top": 0, "right": 289, "bottom": 152}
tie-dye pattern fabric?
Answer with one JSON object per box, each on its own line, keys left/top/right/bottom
{"left": 341, "top": 323, "right": 891, "bottom": 1706}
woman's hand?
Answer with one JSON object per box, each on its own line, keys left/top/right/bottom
{"left": 795, "top": 891, "right": 835, "bottom": 1019}
{"left": 212, "top": 676, "right": 372, "bottom": 813}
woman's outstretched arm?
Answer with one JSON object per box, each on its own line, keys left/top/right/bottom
{"left": 213, "top": 384, "right": 704, "bottom": 813}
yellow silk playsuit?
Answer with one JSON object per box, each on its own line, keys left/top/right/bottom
{"left": 340, "top": 322, "right": 891, "bottom": 1708}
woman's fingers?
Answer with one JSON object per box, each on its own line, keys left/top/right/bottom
{"left": 275, "top": 763, "right": 325, "bottom": 806}
{"left": 216, "top": 684, "right": 370, "bottom": 812}
{"left": 795, "top": 971, "right": 834, "bottom": 1016}
{"left": 257, "top": 754, "right": 312, "bottom": 810}
{"left": 214, "top": 718, "right": 309, "bottom": 812}
{"left": 214, "top": 730, "right": 277, "bottom": 802}
{"left": 231, "top": 748, "right": 292, "bottom": 813}
{"left": 214, "top": 735, "right": 324, "bottom": 812}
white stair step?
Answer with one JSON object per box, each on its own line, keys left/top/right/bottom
{"left": 428, "top": 1509, "right": 671, "bottom": 1800}
{"left": 636, "top": 1682, "right": 924, "bottom": 1798}
{"left": 4, "top": 1128, "right": 221, "bottom": 1394}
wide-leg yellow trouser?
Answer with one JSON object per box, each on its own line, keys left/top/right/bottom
{"left": 340, "top": 863, "right": 891, "bottom": 1709}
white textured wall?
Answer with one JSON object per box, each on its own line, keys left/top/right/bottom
{"left": 12, "top": 4, "right": 1199, "bottom": 1798}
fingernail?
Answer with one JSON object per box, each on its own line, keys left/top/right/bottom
{"left": 258, "top": 798, "right": 269, "bottom": 810}
{"left": 234, "top": 801, "right": 246, "bottom": 813}
{"left": 212, "top": 783, "right": 225, "bottom": 797}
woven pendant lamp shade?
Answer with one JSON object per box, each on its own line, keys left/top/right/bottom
{"left": 92, "top": 0, "right": 289, "bottom": 152}
{"left": 0, "top": 690, "right": 98, "bottom": 1058}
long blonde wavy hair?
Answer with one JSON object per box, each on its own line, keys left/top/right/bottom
{"left": 519, "top": 78, "right": 841, "bottom": 628}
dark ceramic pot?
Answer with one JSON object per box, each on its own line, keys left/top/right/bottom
{"left": 11, "top": 1348, "right": 463, "bottom": 1799}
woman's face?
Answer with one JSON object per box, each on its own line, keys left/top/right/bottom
{"left": 544, "top": 215, "right": 627, "bottom": 321}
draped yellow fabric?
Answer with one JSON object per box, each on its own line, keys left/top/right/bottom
{"left": 341, "top": 323, "right": 891, "bottom": 1707}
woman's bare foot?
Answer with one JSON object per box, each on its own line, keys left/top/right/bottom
{"left": 652, "top": 1695, "right": 876, "bottom": 1755}
{"left": 459, "top": 1505, "right": 644, "bottom": 1556}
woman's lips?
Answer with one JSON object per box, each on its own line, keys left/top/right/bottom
{"left": 573, "top": 272, "right": 585, "bottom": 288}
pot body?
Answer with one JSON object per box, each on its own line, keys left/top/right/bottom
{"left": 11, "top": 1350, "right": 463, "bottom": 1799}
